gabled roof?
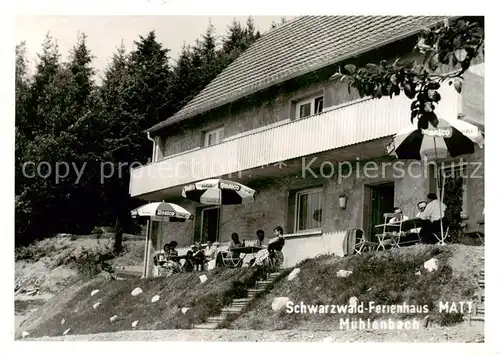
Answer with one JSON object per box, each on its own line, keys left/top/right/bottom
{"left": 148, "top": 15, "right": 444, "bottom": 133}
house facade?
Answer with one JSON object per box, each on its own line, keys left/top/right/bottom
{"left": 130, "top": 16, "right": 484, "bottom": 269}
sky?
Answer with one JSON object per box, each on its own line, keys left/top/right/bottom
{"left": 16, "top": 15, "right": 291, "bottom": 79}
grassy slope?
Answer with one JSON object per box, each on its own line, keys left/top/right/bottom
{"left": 17, "top": 243, "right": 483, "bottom": 337}
{"left": 17, "top": 267, "right": 263, "bottom": 338}
{"left": 231, "top": 244, "right": 483, "bottom": 330}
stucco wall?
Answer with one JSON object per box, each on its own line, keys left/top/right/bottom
{"left": 157, "top": 157, "right": 437, "bottom": 246}
{"left": 158, "top": 80, "right": 359, "bottom": 159}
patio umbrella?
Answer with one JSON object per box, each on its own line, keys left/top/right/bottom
{"left": 182, "top": 178, "right": 255, "bottom": 205}
{"left": 131, "top": 202, "right": 193, "bottom": 221}
{"left": 131, "top": 202, "right": 193, "bottom": 279}
{"left": 387, "top": 117, "right": 484, "bottom": 241}
{"left": 391, "top": 118, "right": 484, "bottom": 160}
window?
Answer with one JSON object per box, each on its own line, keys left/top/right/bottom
{"left": 204, "top": 127, "right": 224, "bottom": 146}
{"left": 437, "top": 163, "right": 468, "bottom": 215}
{"left": 294, "top": 188, "right": 323, "bottom": 232}
{"left": 296, "top": 96, "right": 324, "bottom": 119}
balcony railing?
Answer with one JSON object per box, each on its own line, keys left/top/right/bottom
{"left": 130, "top": 86, "right": 460, "bottom": 197}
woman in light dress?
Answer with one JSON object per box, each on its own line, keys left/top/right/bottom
{"left": 253, "top": 226, "right": 285, "bottom": 268}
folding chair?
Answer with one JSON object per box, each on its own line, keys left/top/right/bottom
{"left": 352, "top": 228, "right": 377, "bottom": 254}
{"left": 375, "top": 213, "right": 404, "bottom": 251}
{"left": 464, "top": 218, "right": 484, "bottom": 245}
{"left": 216, "top": 250, "right": 243, "bottom": 268}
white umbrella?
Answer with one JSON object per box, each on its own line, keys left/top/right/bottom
{"left": 391, "top": 118, "right": 484, "bottom": 160}
{"left": 131, "top": 202, "right": 193, "bottom": 221}
{"left": 388, "top": 118, "right": 484, "bottom": 242}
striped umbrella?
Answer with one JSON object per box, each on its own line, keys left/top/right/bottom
{"left": 182, "top": 178, "right": 255, "bottom": 205}
{"left": 387, "top": 117, "right": 484, "bottom": 243}
{"left": 389, "top": 118, "right": 484, "bottom": 160}
{"left": 131, "top": 202, "right": 193, "bottom": 222}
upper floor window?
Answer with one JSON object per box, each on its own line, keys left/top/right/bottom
{"left": 204, "top": 127, "right": 224, "bottom": 146}
{"left": 295, "top": 188, "right": 323, "bottom": 232}
{"left": 296, "top": 96, "right": 324, "bottom": 119}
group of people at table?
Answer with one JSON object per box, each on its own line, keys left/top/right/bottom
{"left": 152, "top": 226, "right": 286, "bottom": 276}
{"left": 379, "top": 192, "right": 447, "bottom": 245}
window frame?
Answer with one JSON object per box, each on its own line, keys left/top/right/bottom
{"left": 294, "top": 187, "right": 323, "bottom": 233}
{"left": 437, "top": 162, "right": 468, "bottom": 214}
{"left": 204, "top": 127, "right": 225, "bottom": 147}
{"left": 295, "top": 95, "right": 324, "bottom": 119}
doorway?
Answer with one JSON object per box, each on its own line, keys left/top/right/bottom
{"left": 199, "top": 206, "right": 221, "bottom": 243}
{"left": 365, "top": 182, "right": 395, "bottom": 240}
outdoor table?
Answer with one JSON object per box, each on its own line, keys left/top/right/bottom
{"left": 221, "top": 245, "right": 265, "bottom": 267}
{"left": 232, "top": 246, "right": 265, "bottom": 254}
{"left": 168, "top": 255, "right": 187, "bottom": 262}
{"left": 399, "top": 218, "right": 431, "bottom": 232}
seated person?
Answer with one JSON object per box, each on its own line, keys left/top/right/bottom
{"left": 228, "top": 232, "right": 243, "bottom": 258}
{"left": 254, "top": 226, "right": 285, "bottom": 268}
{"left": 204, "top": 240, "right": 218, "bottom": 260}
{"left": 192, "top": 242, "right": 205, "bottom": 271}
{"left": 249, "top": 230, "right": 266, "bottom": 266}
{"left": 164, "top": 241, "right": 181, "bottom": 272}
{"left": 182, "top": 250, "right": 195, "bottom": 272}
{"left": 255, "top": 229, "right": 265, "bottom": 247}
{"left": 389, "top": 207, "right": 409, "bottom": 224}
{"left": 411, "top": 201, "right": 428, "bottom": 234}
{"left": 418, "top": 193, "right": 447, "bottom": 244}
{"left": 153, "top": 250, "right": 167, "bottom": 267}
{"left": 165, "top": 241, "right": 179, "bottom": 258}
{"left": 205, "top": 241, "right": 219, "bottom": 270}
{"left": 268, "top": 226, "right": 285, "bottom": 266}
{"left": 415, "top": 201, "right": 427, "bottom": 218}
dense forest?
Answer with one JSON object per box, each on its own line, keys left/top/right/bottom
{"left": 15, "top": 17, "right": 285, "bottom": 250}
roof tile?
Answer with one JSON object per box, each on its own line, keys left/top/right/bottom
{"left": 149, "top": 15, "right": 444, "bottom": 132}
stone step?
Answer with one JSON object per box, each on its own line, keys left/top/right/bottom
{"left": 221, "top": 307, "right": 242, "bottom": 314}
{"left": 193, "top": 323, "right": 219, "bottom": 329}
{"left": 478, "top": 279, "right": 485, "bottom": 286}
{"left": 270, "top": 272, "right": 281, "bottom": 277}
{"left": 207, "top": 316, "right": 225, "bottom": 322}
{"left": 256, "top": 280, "right": 272, "bottom": 285}
{"left": 231, "top": 302, "right": 249, "bottom": 307}
{"left": 247, "top": 288, "right": 265, "bottom": 293}
{"left": 476, "top": 307, "right": 484, "bottom": 315}
{"left": 233, "top": 298, "right": 250, "bottom": 303}
{"left": 469, "top": 316, "right": 484, "bottom": 323}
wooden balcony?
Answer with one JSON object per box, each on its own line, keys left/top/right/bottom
{"left": 130, "top": 85, "right": 460, "bottom": 199}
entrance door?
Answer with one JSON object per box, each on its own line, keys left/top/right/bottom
{"left": 369, "top": 183, "right": 395, "bottom": 239}
{"left": 200, "top": 207, "right": 220, "bottom": 243}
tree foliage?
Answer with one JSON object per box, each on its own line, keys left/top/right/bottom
{"left": 340, "top": 18, "right": 484, "bottom": 129}
{"left": 15, "top": 17, "right": 263, "bottom": 247}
